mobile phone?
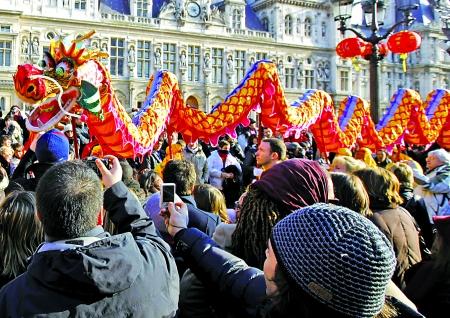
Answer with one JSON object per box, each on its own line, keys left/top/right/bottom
{"left": 160, "top": 183, "right": 176, "bottom": 208}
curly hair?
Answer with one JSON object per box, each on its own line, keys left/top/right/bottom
{"left": 231, "top": 185, "right": 281, "bottom": 269}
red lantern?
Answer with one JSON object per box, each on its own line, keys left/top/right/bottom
{"left": 378, "top": 42, "right": 389, "bottom": 56}
{"left": 387, "top": 31, "right": 421, "bottom": 71}
{"left": 336, "top": 38, "right": 367, "bottom": 59}
{"left": 361, "top": 42, "right": 373, "bottom": 59}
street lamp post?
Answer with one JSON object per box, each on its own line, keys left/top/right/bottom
{"left": 334, "top": 0, "right": 418, "bottom": 123}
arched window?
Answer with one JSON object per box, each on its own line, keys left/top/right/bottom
{"left": 232, "top": 9, "right": 242, "bottom": 29}
{"left": 284, "top": 15, "right": 292, "bottom": 35}
{"left": 304, "top": 17, "right": 312, "bottom": 37}
{"left": 262, "top": 17, "right": 269, "bottom": 32}
{"left": 186, "top": 96, "right": 199, "bottom": 109}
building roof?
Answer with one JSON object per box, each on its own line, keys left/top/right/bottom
{"left": 245, "top": 4, "right": 266, "bottom": 31}
{"left": 99, "top": 0, "right": 131, "bottom": 15}
{"left": 98, "top": 0, "right": 266, "bottom": 30}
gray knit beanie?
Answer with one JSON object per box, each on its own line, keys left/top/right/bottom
{"left": 270, "top": 203, "right": 396, "bottom": 317}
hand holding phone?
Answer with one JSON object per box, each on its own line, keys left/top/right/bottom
{"left": 161, "top": 202, "right": 189, "bottom": 237}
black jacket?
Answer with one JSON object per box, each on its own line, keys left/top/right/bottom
{"left": 174, "top": 227, "right": 424, "bottom": 318}
{"left": 0, "top": 182, "right": 179, "bottom": 317}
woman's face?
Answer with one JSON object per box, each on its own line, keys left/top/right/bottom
{"left": 153, "top": 175, "right": 163, "bottom": 192}
{"left": 263, "top": 240, "right": 278, "bottom": 295}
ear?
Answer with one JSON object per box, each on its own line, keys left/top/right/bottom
{"left": 270, "top": 152, "right": 279, "bottom": 161}
{"left": 97, "top": 207, "right": 105, "bottom": 226}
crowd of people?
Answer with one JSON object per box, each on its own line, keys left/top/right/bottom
{"left": 0, "top": 106, "right": 449, "bottom": 317}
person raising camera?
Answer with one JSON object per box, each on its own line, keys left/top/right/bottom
{"left": 0, "top": 156, "right": 179, "bottom": 317}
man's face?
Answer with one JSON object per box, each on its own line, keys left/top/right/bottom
{"left": 263, "top": 128, "right": 273, "bottom": 138}
{"left": 14, "top": 146, "right": 23, "bottom": 159}
{"left": 154, "top": 137, "right": 164, "bottom": 151}
{"left": 220, "top": 145, "right": 230, "bottom": 152}
{"left": 188, "top": 140, "right": 198, "bottom": 149}
{"left": 65, "top": 130, "right": 73, "bottom": 139}
{"left": 426, "top": 154, "right": 443, "bottom": 171}
{"left": 376, "top": 150, "right": 386, "bottom": 162}
{"left": 256, "top": 141, "right": 274, "bottom": 167}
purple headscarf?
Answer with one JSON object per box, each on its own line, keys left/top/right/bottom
{"left": 253, "top": 159, "right": 329, "bottom": 214}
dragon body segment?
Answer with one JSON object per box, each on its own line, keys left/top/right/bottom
{"left": 12, "top": 31, "right": 450, "bottom": 158}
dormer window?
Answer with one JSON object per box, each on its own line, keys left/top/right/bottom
{"left": 285, "top": 15, "right": 293, "bottom": 35}
{"left": 304, "top": 17, "right": 312, "bottom": 37}
{"left": 232, "top": 9, "right": 242, "bottom": 29}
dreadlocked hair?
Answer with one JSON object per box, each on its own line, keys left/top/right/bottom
{"left": 231, "top": 185, "right": 281, "bottom": 269}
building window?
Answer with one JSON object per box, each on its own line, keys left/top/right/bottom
{"left": 321, "top": 22, "right": 326, "bottom": 37}
{"left": 340, "top": 70, "right": 349, "bottom": 91}
{"left": 262, "top": 17, "right": 269, "bottom": 32}
{"left": 47, "top": 0, "right": 57, "bottom": 6}
{"left": 285, "top": 15, "right": 293, "bottom": 35}
{"left": 188, "top": 45, "right": 200, "bottom": 82}
{"left": 110, "top": 38, "right": 125, "bottom": 76}
{"left": 0, "top": 97, "right": 5, "bottom": 111}
{"left": 162, "top": 43, "right": 176, "bottom": 73}
{"left": 285, "top": 67, "right": 295, "bottom": 89}
{"left": 304, "top": 18, "right": 312, "bottom": 37}
{"left": 234, "top": 50, "right": 246, "bottom": 82}
{"left": 0, "top": 41, "right": 12, "bottom": 66}
{"left": 0, "top": 25, "right": 11, "bottom": 32}
{"left": 137, "top": 40, "right": 151, "bottom": 78}
{"left": 304, "top": 69, "right": 314, "bottom": 89}
{"left": 63, "top": 0, "right": 70, "bottom": 7}
{"left": 212, "top": 48, "right": 223, "bottom": 84}
{"left": 256, "top": 52, "right": 267, "bottom": 61}
{"left": 136, "top": 0, "right": 149, "bottom": 17}
{"left": 232, "top": 9, "right": 242, "bottom": 29}
{"left": 74, "top": 0, "right": 86, "bottom": 10}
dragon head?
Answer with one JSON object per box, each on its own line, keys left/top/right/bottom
{"left": 13, "top": 30, "right": 108, "bottom": 132}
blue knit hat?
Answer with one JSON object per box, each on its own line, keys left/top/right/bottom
{"left": 270, "top": 203, "right": 396, "bottom": 317}
{"left": 35, "top": 129, "right": 70, "bottom": 163}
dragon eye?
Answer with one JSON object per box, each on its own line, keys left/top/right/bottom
{"left": 54, "top": 58, "right": 74, "bottom": 78}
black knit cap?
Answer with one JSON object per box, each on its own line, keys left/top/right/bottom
{"left": 270, "top": 203, "right": 396, "bottom": 317}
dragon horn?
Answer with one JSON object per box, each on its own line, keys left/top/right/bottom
{"left": 73, "top": 30, "right": 96, "bottom": 44}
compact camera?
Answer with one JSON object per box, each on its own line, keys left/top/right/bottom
{"left": 83, "top": 157, "right": 111, "bottom": 177}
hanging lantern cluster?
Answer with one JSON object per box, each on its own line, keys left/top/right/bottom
{"left": 336, "top": 31, "right": 421, "bottom": 72}
{"left": 387, "top": 30, "right": 422, "bottom": 72}
{"left": 336, "top": 38, "right": 370, "bottom": 71}
{"left": 336, "top": 38, "right": 389, "bottom": 71}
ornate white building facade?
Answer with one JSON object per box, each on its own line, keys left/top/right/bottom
{"left": 0, "top": 0, "right": 449, "bottom": 114}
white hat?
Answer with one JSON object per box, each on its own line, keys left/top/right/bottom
{"left": 63, "top": 124, "right": 73, "bottom": 133}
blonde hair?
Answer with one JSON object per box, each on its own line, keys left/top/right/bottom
{"left": 331, "top": 156, "right": 366, "bottom": 173}
{"left": 194, "top": 184, "right": 229, "bottom": 223}
{"left": 0, "top": 146, "right": 13, "bottom": 158}
{"left": 355, "top": 147, "right": 377, "bottom": 168}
